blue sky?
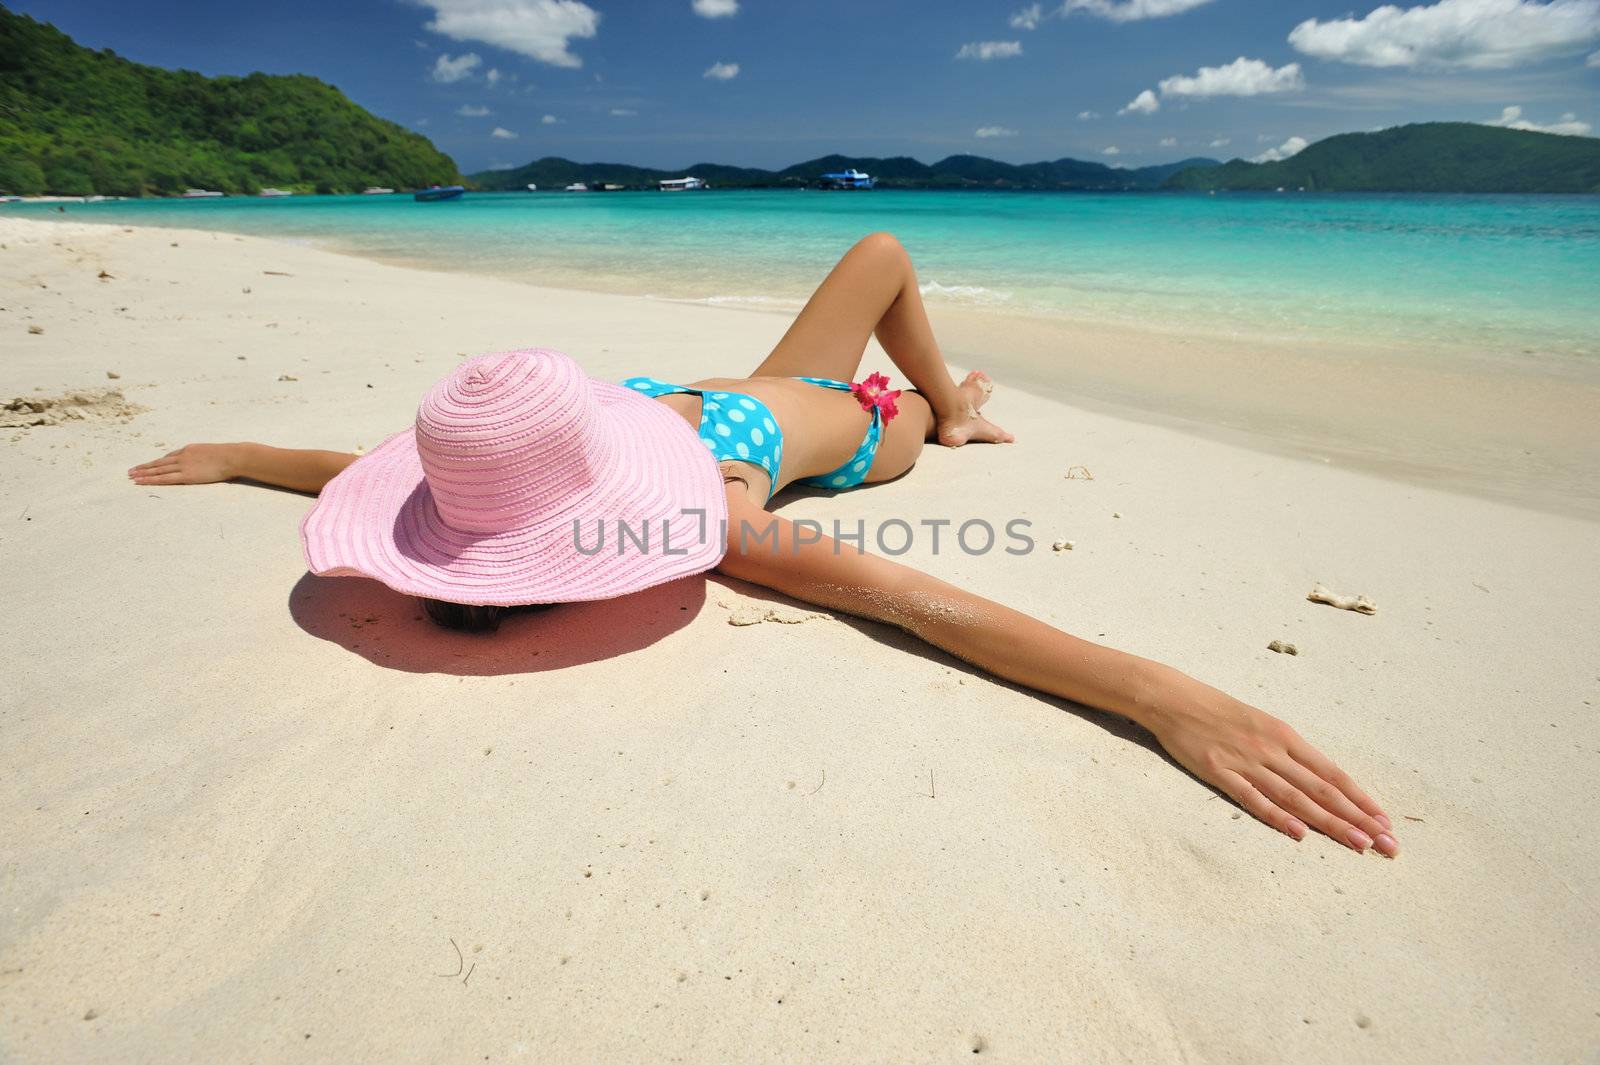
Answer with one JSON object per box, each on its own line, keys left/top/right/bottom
{"left": 14, "top": 0, "right": 1600, "bottom": 170}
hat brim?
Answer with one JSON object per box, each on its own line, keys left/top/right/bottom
{"left": 300, "top": 382, "right": 728, "bottom": 606}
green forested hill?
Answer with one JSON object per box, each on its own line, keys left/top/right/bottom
{"left": 1165, "top": 123, "right": 1600, "bottom": 193}
{"left": 0, "top": 6, "right": 461, "bottom": 196}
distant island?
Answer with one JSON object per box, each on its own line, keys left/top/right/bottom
{"left": 0, "top": 6, "right": 460, "bottom": 196}
{"left": 471, "top": 154, "right": 1219, "bottom": 192}
{"left": 1165, "top": 123, "right": 1600, "bottom": 194}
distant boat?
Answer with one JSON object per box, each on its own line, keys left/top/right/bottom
{"left": 659, "top": 176, "right": 705, "bottom": 191}
{"left": 0, "top": 195, "right": 21, "bottom": 203}
{"left": 819, "top": 168, "right": 874, "bottom": 190}
{"left": 181, "top": 188, "right": 224, "bottom": 198}
{"left": 526, "top": 183, "right": 538, "bottom": 191}
{"left": 257, "top": 188, "right": 292, "bottom": 197}
{"left": 414, "top": 184, "right": 465, "bottom": 202}
{"left": 564, "top": 182, "right": 589, "bottom": 192}
{"left": 362, "top": 186, "right": 395, "bottom": 195}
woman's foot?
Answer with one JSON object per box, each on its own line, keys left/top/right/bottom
{"left": 936, "top": 371, "right": 1014, "bottom": 447}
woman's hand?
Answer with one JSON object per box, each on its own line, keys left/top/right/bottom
{"left": 128, "top": 443, "right": 239, "bottom": 486}
{"left": 1145, "top": 685, "right": 1399, "bottom": 857}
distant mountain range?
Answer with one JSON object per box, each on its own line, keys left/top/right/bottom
{"left": 470, "top": 153, "right": 1220, "bottom": 192}
{"left": 1166, "top": 123, "right": 1600, "bottom": 194}
{"left": 475, "top": 123, "right": 1600, "bottom": 195}
{"left": 0, "top": 6, "right": 460, "bottom": 196}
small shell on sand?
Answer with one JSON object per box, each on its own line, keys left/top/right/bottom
{"left": 1308, "top": 582, "right": 1377, "bottom": 615}
{"left": 27, "top": 325, "right": 43, "bottom": 335}
{"left": 277, "top": 373, "right": 299, "bottom": 382}
{"left": 106, "top": 370, "right": 120, "bottom": 379}
{"left": 1052, "top": 539, "right": 1075, "bottom": 552}
{"left": 1268, "top": 640, "right": 1299, "bottom": 655}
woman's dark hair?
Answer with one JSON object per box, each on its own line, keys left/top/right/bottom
{"left": 420, "top": 598, "right": 555, "bottom": 633}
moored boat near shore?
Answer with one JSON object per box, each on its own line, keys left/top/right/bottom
{"left": 361, "top": 186, "right": 395, "bottom": 195}
{"left": 819, "top": 168, "right": 874, "bottom": 190}
{"left": 413, "top": 184, "right": 465, "bottom": 202}
{"left": 181, "top": 188, "right": 224, "bottom": 198}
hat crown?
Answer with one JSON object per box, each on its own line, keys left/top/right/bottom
{"left": 415, "top": 349, "right": 612, "bottom": 535}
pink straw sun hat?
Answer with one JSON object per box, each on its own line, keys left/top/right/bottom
{"left": 301, "top": 348, "right": 728, "bottom": 605}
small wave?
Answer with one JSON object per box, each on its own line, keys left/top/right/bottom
{"left": 918, "top": 281, "right": 1013, "bottom": 305}
{"left": 648, "top": 293, "right": 802, "bottom": 308}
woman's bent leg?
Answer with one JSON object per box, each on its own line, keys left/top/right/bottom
{"left": 753, "top": 233, "right": 1011, "bottom": 445}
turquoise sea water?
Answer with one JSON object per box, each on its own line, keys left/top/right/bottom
{"left": 9, "top": 189, "right": 1599, "bottom": 358}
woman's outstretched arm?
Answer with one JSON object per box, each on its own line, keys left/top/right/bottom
{"left": 128, "top": 443, "right": 358, "bottom": 494}
{"left": 716, "top": 494, "right": 1399, "bottom": 858}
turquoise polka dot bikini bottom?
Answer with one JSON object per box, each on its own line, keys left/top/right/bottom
{"left": 619, "top": 375, "right": 883, "bottom": 500}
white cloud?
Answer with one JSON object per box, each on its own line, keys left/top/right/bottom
{"left": 1102, "top": 145, "right": 1121, "bottom": 155}
{"left": 457, "top": 103, "right": 491, "bottom": 116}
{"left": 692, "top": 0, "right": 739, "bottom": 15}
{"left": 1590, "top": 48, "right": 1600, "bottom": 64}
{"left": 956, "top": 40, "right": 1024, "bottom": 60}
{"left": 418, "top": 0, "right": 599, "bottom": 69}
{"left": 610, "top": 107, "right": 638, "bottom": 116}
{"left": 541, "top": 113, "right": 559, "bottom": 124}
{"left": 1011, "top": 3, "right": 1044, "bottom": 28}
{"left": 1485, "top": 104, "right": 1594, "bottom": 135}
{"left": 975, "top": 126, "right": 1019, "bottom": 137}
{"left": 491, "top": 126, "right": 519, "bottom": 139}
{"left": 1210, "top": 137, "right": 1231, "bottom": 147}
{"left": 1289, "top": 0, "right": 1600, "bottom": 70}
{"left": 1251, "top": 135, "right": 1309, "bottom": 161}
{"left": 1078, "top": 109, "right": 1101, "bottom": 120}
{"left": 1159, "top": 135, "right": 1178, "bottom": 146}
{"left": 431, "top": 52, "right": 482, "bottom": 82}
{"left": 1062, "top": 0, "right": 1216, "bottom": 21}
{"left": 1158, "top": 57, "right": 1306, "bottom": 98}
{"left": 1119, "top": 89, "right": 1160, "bottom": 114}
{"left": 703, "top": 61, "right": 740, "bottom": 79}
{"left": 488, "top": 162, "right": 516, "bottom": 170}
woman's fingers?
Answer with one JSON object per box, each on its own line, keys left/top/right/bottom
{"left": 1272, "top": 756, "right": 1397, "bottom": 854}
{"left": 1288, "top": 738, "right": 1391, "bottom": 829}
{"left": 1253, "top": 768, "right": 1396, "bottom": 857}
{"left": 1219, "top": 770, "right": 1307, "bottom": 842}
{"left": 132, "top": 471, "right": 194, "bottom": 485}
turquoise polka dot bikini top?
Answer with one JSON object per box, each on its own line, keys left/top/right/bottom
{"left": 620, "top": 376, "right": 884, "bottom": 500}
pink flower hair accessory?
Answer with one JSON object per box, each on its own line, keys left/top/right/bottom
{"left": 850, "top": 371, "right": 902, "bottom": 424}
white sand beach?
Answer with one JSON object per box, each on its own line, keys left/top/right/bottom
{"left": 2, "top": 218, "right": 1597, "bottom": 1063}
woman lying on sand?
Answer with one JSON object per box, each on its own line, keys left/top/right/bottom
{"left": 129, "top": 232, "right": 1398, "bottom": 859}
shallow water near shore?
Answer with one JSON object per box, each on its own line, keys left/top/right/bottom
{"left": 10, "top": 189, "right": 1599, "bottom": 359}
